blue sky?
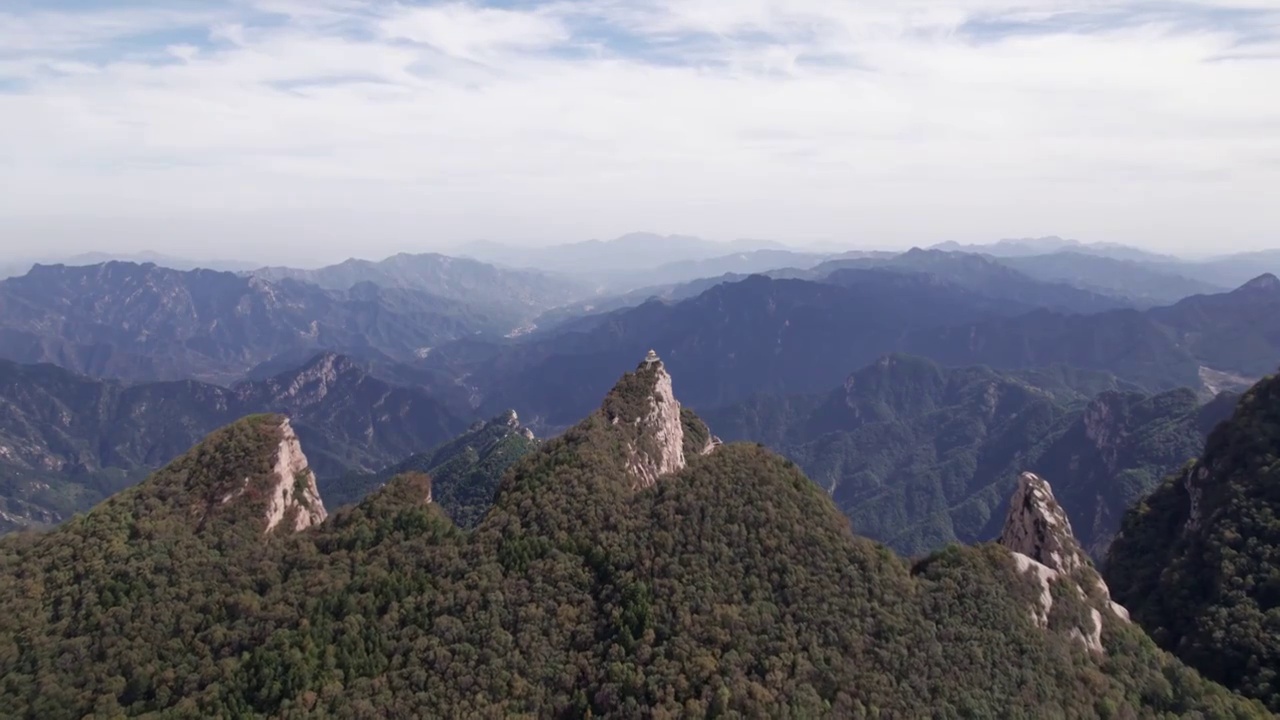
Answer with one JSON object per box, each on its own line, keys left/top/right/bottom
{"left": 0, "top": 0, "right": 1277, "bottom": 263}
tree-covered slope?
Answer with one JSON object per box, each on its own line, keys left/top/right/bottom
{"left": 0, "top": 356, "right": 1264, "bottom": 718}
{"left": 702, "top": 354, "right": 1234, "bottom": 557}
{"left": 322, "top": 409, "right": 539, "bottom": 526}
{"left": 1107, "top": 371, "right": 1280, "bottom": 711}
{"left": 0, "top": 354, "right": 466, "bottom": 532}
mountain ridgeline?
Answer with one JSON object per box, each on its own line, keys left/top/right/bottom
{"left": 0, "top": 261, "right": 523, "bottom": 384}
{"left": 1107, "top": 370, "right": 1280, "bottom": 711}
{"left": 0, "top": 355, "right": 1266, "bottom": 717}
{"left": 0, "top": 353, "right": 467, "bottom": 532}
{"left": 430, "top": 271, "right": 1277, "bottom": 431}
{"left": 322, "top": 409, "right": 539, "bottom": 527}
{"left": 701, "top": 354, "right": 1235, "bottom": 558}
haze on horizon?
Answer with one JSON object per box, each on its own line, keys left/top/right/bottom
{"left": 1, "top": 0, "right": 1277, "bottom": 265}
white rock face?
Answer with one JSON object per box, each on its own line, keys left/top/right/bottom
{"left": 700, "top": 435, "right": 721, "bottom": 456}
{"left": 263, "top": 418, "right": 328, "bottom": 533}
{"left": 626, "top": 359, "right": 687, "bottom": 489}
{"left": 1010, "top": 551, "right": 1058, "bottom": 627}
{"left": 999, "top": 472, "right": 1084, "bottom": 576}
{"left": 998, "top": 472, "right": 1128, "bottom": 653}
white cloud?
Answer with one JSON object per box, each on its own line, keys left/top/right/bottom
{"left": 380, "top": 3, "right": 569, "bottom": 60}
{"left": 0, "top": 0, "right": 1277, "bottom": 263}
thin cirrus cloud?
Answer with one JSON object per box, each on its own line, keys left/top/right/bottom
{"left": 0, "top": 0, "right": 1276, "bottom": 262}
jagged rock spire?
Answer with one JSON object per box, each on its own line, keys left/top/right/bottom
{"left": 262, "top": 418, "right": 327, "bottom": 533}
{"left": 998, "top": 472, "right": 1128, "bottom": 653}
{"left": 999, "top": 472, "right": 1088, "bottom": 575}
{"left": 605, "top": 351, "right": 688, "bottom": 489}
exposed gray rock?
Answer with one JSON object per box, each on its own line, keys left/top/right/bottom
{"left": 998, "top": 472, "right": 1129, "bottom": 653}
{"left": 262, "top": 418, "right": 327, "bottom": 533}
{"left": 625, "top": 353, "right": 687, "bottom": 489}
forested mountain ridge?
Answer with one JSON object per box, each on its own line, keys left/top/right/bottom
{"left": 0, "top": 354, "right": 1266, "bottom": 717}
{"left": 425, "top": 272, "right": 1275, "bottom": 431}
{"left": 434, "top": 272, "right": 1047, "bottom": 429}
{"left": 701, "top": 354, "right": 1236, "bottom": 557}
{"left": 902, "top": 274, "right": 1280, "bottom": 393}
{"left": 1107, "top": 370, "right": 1280, "bottom": 711}
{"left": 0, "top": 261, "right": 507, "bottom": 384}
{"left": 322, "top": 408, "right": 539, "bottom": 524}
{"left": 0, "top": 353, "right": 466, "bottom": 532}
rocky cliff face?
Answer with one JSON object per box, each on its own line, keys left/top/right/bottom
{"left": 998, "top": 472, "right": 1128, "bottom": 653}
{"left": 614, "top": 353, "right": 687, "bottom": 489}
{"left": 262, "top": 418, "right": 327, "bottom": 532}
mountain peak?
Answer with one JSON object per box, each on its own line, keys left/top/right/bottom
{"left": 255, "top": 353, "right": 366, "bottom": 407}
{"left": 208, "top": 416, "right": 327, "bottom": 533}
{"left": 1235, "top": 272, "right": 1280, "bottom": 293}
{"left": 999, "top": 472, "right": 1088, "bottom": 575}
{"left": 260, "top": 417, "right": 328, "bottom": 532}
{"left": 601, "top": 351, "right": 687, "bottom": 488}
{"left": 998, "top": 472, "right": 1128, "bottom": 652}
{"left": 120, "top": 414, "right": 329, "bottom": 536}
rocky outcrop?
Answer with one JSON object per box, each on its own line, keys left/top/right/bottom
{"left": 604, "top": 352, "right": 688, "bottom": 489}
{"left": 499, "top": 409, "right": 537, "bottom": 440}
{"left": 625, "top": 354, "right": 687, "bottom": 488}
{"left": 700, "top": 435, "right": 722, "bottom": 455}
{"left": 998, "top": 472, "right": 1128, "bottom": 653}
{"left": 263, "top": 418, "right": 327, "bottom": 533}
{"left": 1000, "top": 472, "right": 1090, "bottom": 576}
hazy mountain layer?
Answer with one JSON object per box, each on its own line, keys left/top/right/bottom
{"left": 998, "top": 251, "right": 1228, "bottom": 305}
{"left": 251, "top": 251, "right": 589, "bottom": 323}
{"left": 702, "top": 354, "right": 1234, "bottom": 557}
{"left": 0, "top": 261, "right": 506, "bottom": 384}
{"left": 429, "top": 272, "right": 1276, "bottom": 431}
{"left": 815, "top": 248, "right": 1134, "bottom": 314}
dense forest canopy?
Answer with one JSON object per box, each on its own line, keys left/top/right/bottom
{"left": 1107, "top": 371, "right": 1280, "bottom": 711}
{"left": 0, "top": 359, "right": 1266, "bottom": 718}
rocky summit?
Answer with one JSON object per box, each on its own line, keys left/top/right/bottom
{"left": 611, "top": 351, "right": 689, "bottom": 488}
{"left": 997, "top": 472, "right": 1129, "bottom": 653}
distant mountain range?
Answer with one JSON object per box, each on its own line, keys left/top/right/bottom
{"left": 456, "top": 232, "right": 789, "bottom": 274}
{"left": 0, "top": 262, "right": 511, "bottom": 384}
{"left": 0, "top": 251, "right": 260, "bottom": 279}
{"left": 436, "top": 271, "right": 1044, "bottom": 429}
{"left": 815, "top": 248, "right": 1132, "bottom": 314}
{"left": 931, "top": 236, "right": 1181, "bottom": 263}
{"left": 249, "top": 252, "right": 590, "bottom": 322}
{"left": 906, "top": 274, "right": 1280, "bottom": 391}
{"left": 701, "top": 354, "right": 1235, "bottom": 558}
{"left": 0, "top": 353, "right": 468, "bottom": 532}
{"left": 997, "top": 251, "right": 1228, "bottom": 306}
{"left": 426, "top": 271, "right": 1276, "bottom": 430}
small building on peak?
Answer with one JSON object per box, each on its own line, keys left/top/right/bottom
{"left": 643, "top": 349, "right": 660, "bottom": 365}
